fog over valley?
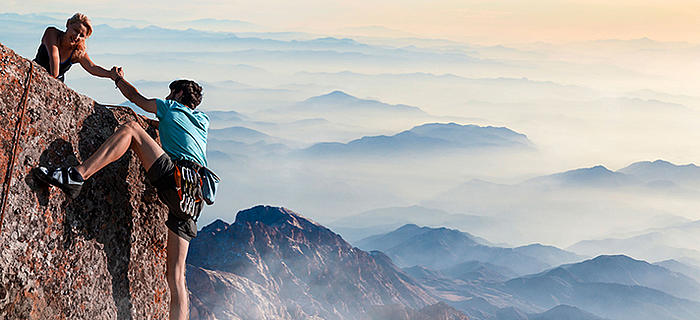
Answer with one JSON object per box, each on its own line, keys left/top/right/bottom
{"left": 4, "top": 12, "right": 700, "bottom": 249}
{"left": 4, "top": 4, "right": 700, "bottom": 319}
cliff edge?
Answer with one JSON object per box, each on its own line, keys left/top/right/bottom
{"left": 0, "top": 43, "right": 170, "bottom": 319}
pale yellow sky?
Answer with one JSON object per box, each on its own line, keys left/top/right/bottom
{"left": 6, "top": 0, "right": 700, "bottom": 44}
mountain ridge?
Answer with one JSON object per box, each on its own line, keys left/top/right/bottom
{"left": 187, "top": 205, "right": 446, "bottom": 319}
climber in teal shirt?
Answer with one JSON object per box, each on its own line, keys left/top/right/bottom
{"left": 156, "top": 98, "right": 209, "bottom": 167}
{"left": 34, "top": 67, "right": 207, "bottom": 320}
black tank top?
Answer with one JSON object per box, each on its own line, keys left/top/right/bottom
{"left": 34, "top": 44, "right": 74, "bottom": 82}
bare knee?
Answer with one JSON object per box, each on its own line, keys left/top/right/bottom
{"left": 113, "top": 121, "right": 139, "bottom": 138}
{"left": 117, "top": 120, "right": 141, "bottom": 133}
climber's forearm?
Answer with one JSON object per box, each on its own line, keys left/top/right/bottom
{"left": 115, "top": 77, "right": 157, "bottom": 114}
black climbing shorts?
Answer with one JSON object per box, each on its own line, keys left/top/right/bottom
{"left": 146, "top": 153, "right": 199, "bottom": 242}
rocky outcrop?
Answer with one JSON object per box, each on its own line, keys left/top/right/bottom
{"left": 186, "top": 265, "right": 302, "bottom": 320}
{"left": 187, "top": 205, "right": 441, "bottom": 320}
{"left": 0, "top": 43, "right": 169, "bottom": 318}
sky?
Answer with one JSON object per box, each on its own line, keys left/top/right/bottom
{"left": 5, "top": 0, "right": 700, "bottom": 44}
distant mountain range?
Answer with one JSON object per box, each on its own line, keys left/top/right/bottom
{"left": 407, "top": 253, "right": 700, "bottom": 319}
{"left": 187, "top": 206, "right": 443, "bottom": 319}
{"left": 209, "top": 126, "right": 271, "bottom": 144}
{"left": 295, "top": 90, "right": 426, "bottom": 115}
{"left": 357, "top": 224, "right": 583, "bottom": 275}
{"left": 553, "top": 255, "right": 700, "bottom": 301}
{"left": 525, "top": 160, "right": 700, "bottom": 190}
{"left": 330, "top": 205, "right": 497, "bottom": 243}
{"left": 618, "top": 159, "right": 700, "bottom": 187}
{"left": 206, "top": 125, "right": 299, "bottom": 158}
{"left": 529, "top": 305, "right": 607, "bottom": 320}
{"left": 568, "top": 219, "right": 700, "bottom": 263}
{"left": 505, "top": 256, "right": 700, "bottom": 320}
{"left": 184, "top": 205, "right": 700, "bottom": 320}
{"left": 524, "top": 165, "right": 637, "bottom": 188}
{"left": 205, "top": 119, "right": 533, "bottom": 160}
{"left": 439, "top": 260, "right": 518, "bottom": 283}
{"left": 423, "top": 159, "right": 700, "bottom": 246}
{"left": 303, "top": 122, "right": 532, "bottom": 156}
{"left": 654, "top": 259, "right": 700, "bottom": 283}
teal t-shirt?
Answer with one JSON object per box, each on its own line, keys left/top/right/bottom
{"left": 156, "top": 99, "right": 209, "bottom": 166}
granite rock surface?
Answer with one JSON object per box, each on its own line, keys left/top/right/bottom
{"left": 0, "top": 42, "right": 170, "bottom": 319}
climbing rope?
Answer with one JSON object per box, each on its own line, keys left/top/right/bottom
{"left": 0, "top": 62, "right": 34, "bottom": 234}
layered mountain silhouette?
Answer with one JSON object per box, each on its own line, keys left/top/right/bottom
{"left": 619, "top": 159, "right": 700, "bottom": 186}
{"left": 524, "top": 160, "right": 700, "bottom": 190}
{"left": 207, "top": 125, "right": 293, "bottom": 158}
{"left": 296, "top": 90, "right": 426, "bottom": 114}
{"left": 209, "top": 126, "right": 271, "bottom": 143}
{"left": 524, "top": 165, "right": 637, "bottom": 188}
{"left": 553, "top": 255, "right": 700, "bottom": 300}
{"left": 180, "top": 206, "right": 700, "bottom": 320}
{"left": 357, "top": 224, "right": 583, "bottom": 275}
{"left": 654, "top": 259, "right": 700, "bottom": 283}
{"left": 529, "top": 305, "right": 607, "bottom": 320}
{"left": 439, "top": 260, "right": 518, "bottom": 282}
{"left": 303, "top": 122, "right": 532, "bottom": 156}
{"left": 505, "top": 258, "right": 700, "bottom": 320}
{"left": 331, "top": 205, "right": 495, "bottom": 243}
{"left": 568, "top": 220, "right": 700, "bottom": 263}
{"left": 186, "top": 205, "right": 468, "bottom": 319}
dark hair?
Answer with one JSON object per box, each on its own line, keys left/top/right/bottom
{"left": 169, "top": 80, "right": 203, "bottom": 109}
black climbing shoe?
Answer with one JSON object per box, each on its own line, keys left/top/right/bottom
{"left": 34, "top": 166, "right": 84, "bottom": 199}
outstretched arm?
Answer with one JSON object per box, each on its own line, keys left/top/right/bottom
{"left": 78, "top": 53, "right": 117, "bottom": 80}
{"left": 114, "top": 68, "right": 157, "bottom": 114}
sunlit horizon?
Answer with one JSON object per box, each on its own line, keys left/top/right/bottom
{"left": 5, "top": 0, "right": 700, "bottom": 45}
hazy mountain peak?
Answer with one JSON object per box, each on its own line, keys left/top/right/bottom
{"left": 526, "top": 164, "right": 634, "bottom": 188}
{"left": 209, "top": 126, "right": 270, "bottom": 138}
{"left": 200, "top": 219, "right": 230, "bottom": 234}
{"left": 396, "top": 223, "right": 422, "bottom": 231}
{"left": 297, "top": 90, "right": 426, "bottom": 114}
{"left": 621, "top": 159, "right": 698, "bottom": 170}
{"left": 549, "top": 254, "right": 700, "bottom": 301}
{"left": 617, "top": 159, "right": 700, "bottom": 186}
{"left": 408, "top": 122, "right": 528, "bottom": 139}
{"left": 305, "top": 90, "right": 359, "bottom": 103}
{"left": 575, "top": 165, "right": 613, "bottom": 174}
{"left": 533, "top": 305, "right": 606, "bottom": 320}
{"left": 234, "top": 205, "right": 323, "bottom": 231}
{"left": 188, "top": 206, "right": 439, "bottom": 319}
{"left": 589, "top": 254, "right": 636, "bottom": 263}
{"left": 652, "top": 159, "right": 673, "bottom": 165}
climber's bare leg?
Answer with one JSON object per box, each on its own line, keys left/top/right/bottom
{"left": 75, "top": 121, "right": 164, "bottom": 179}
{"left": 166, "top": 229, "right": 190, "bottom": 320}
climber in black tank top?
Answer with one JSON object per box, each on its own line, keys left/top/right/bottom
{"left": 34, "top": 44, "right": 75, "bottom": 82}
{"left": 34, "top": 13, "right": 119, "bottom": 83}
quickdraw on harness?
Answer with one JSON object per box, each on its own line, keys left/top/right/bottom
{"left": 173, "top": 160, "right": 204, "bottom": 221}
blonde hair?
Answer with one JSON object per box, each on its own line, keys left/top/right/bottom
{"left": 65, "top": 13, "right": 92, "bottom": 55}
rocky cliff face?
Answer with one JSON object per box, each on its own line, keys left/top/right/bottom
{"left": 0, "top": 43, "right": 169, "bottom": 319}
{"left": 186, "top": 205, "right": 443, "bottom": 320}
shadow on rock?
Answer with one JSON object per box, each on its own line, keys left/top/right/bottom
{"left": 25, "top": 138, "right": 80, "bottom": 207}
{"left": 31, "top": 106, "right": 136, "bottom": 320}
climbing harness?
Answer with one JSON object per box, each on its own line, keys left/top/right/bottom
{"left": 173, "top": 159, "right": 204, "bottom": 221}
{"left": 0, "top": 63, "right": 34, "bottom": 234}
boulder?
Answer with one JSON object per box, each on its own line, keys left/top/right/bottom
{"left": 0, "top": 42, "right": 169, "bottom": 319}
